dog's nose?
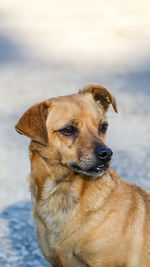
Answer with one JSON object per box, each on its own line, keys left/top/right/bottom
{"left": 95, "top": 146, "right": 113, "bottom": 162}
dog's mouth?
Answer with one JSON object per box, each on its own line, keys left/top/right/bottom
{"left": 69, "top": 162, "right": 110, "bottom": 177}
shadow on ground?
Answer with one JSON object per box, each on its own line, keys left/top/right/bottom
{"left": 0, "top": 201, "right": 50, "bottom": 267}
{"left": 112, "top": 150, "right": 150, "bottom": 191}
{"left": 0, "top": 33, "right": 28, "bottom": 64}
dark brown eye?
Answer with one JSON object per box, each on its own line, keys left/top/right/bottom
{"left": 59, "top": 126, "right": 77, "bottom": 136}
{"left": 99, "top": 123, "right": 108, "bottom": 133}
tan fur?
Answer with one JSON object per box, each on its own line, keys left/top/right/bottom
{"left": 15, "top": 84, "right": 150, "bottom": 267}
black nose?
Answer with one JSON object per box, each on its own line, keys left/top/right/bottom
{"left": 95, "top": 146, "right": 113, "bottom": 162}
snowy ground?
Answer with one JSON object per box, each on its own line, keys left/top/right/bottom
{"left": 0, "top": 1, "right": 150, "bottom": 266}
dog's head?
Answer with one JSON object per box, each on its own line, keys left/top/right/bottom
{"left": 15, "top": 84, "right": 118, "bottom": 178}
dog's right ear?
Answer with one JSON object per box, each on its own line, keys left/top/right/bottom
{"left": 15, "top": 101, "right": 50, "bottom": 146}
{"left": 79, "top": 84, "right": 118, "bottom": 113}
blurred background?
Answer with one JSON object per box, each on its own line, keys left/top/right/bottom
{"left": 0, "top": 0, "right": 150, "bottom": 266}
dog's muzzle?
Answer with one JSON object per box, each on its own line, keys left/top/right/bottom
{"left": 69, "top": 146, "right": 113, "bottom": 178}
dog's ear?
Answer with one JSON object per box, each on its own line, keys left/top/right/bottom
{"left": 79, "top": 84, "right": 118, "bottom": 113}
{"left": 15, "top": 101, "right": 50, "bottom": 146}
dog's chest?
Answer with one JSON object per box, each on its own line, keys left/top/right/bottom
{"left": 35, "top": 183, "right": 79, "bottom": 242}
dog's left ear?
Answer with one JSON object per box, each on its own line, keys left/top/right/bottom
{"left": 79, "top": 84, "right": 118, "bottom": 113}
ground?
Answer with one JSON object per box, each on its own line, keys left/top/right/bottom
{"left": 0, "top": 1, "right": 150, "bottom": 266}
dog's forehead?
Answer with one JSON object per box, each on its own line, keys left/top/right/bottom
{"left": 46, "top": 93, "right": 105, "bottom": 128}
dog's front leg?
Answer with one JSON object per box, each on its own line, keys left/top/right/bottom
{"left": 73, "top": 252, "right": 91, "bottom": 267}
{"left": 54, "top": 251, "right": 91, "bottom": 267}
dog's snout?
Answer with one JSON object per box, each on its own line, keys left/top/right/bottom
{"left": 95, "top": 146, "right": 113, "bottom": 162}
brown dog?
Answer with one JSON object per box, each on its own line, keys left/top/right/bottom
{"left": 15, "top": 84, "right": 150, "bottom": 267}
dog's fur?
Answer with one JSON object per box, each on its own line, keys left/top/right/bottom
{"left": 15, "top": 84, "right": 150, "bottom": 267}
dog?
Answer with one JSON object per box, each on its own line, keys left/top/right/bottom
{"left": 15, "top": 84, "right": 150, "bottom": 267}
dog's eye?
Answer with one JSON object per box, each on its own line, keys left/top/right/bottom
{"left": 59, "top": 126, "right": 77, "bottom": 136}
{"left": 99, "top": 123, "right": 108, "bottom": 133}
